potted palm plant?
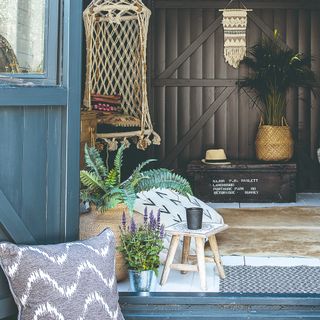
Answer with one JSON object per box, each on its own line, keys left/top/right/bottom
{"left": 239, "top": 30, "right": 319, "bottom": 161}
{"left": 119, "top": 209, "right": 164, "bottom": 292}
{"left": 80, "top": 144, "right": 192, "bottom": 280}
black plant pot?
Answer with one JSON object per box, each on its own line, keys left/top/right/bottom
{"left": 186, "top": 207, "right": 203, "bottom": 230}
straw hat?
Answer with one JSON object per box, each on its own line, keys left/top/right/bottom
{"left": 201, "top": 149, "right": 231, "bottom": 165}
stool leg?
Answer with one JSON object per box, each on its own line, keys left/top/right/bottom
{"left": 195, "top": 237, "right": 207, "bottom": 291}
{"left": 208, "top": 235, "right": 225, "bottom": 279}
{"left": 160, "top": 235, "right": 180, "bottom": 286}
{"left": 181, "top": 236, "right": 191, "bottom": 274}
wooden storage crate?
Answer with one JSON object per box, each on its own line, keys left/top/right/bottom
{"left": 187, "top": 161, "right": 297, "bottom": 203}
{"left": 80, "top": 111, "right": 97, "bottom": 169}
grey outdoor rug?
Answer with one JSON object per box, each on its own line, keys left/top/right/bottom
{"left": 219, "top": 265, "right": 320, "bottom": 294}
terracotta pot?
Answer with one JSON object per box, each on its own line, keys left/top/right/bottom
{"left": 79, "top": 204, "right": 143, "bottom": 281}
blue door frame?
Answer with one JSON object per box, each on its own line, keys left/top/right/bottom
{"left": 0, "top": 1, "right": 82, "bottom": 318}
{"left": 120, "top": 292, "right": 320, "bottom": 319}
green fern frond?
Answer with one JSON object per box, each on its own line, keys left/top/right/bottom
{"left": 120, "top": 185, "right": 136, "bottom": 213}
{"left": 80, "top": 190, "right": 103, "bottom": 205}
{"left": 113, "top": 144, "right": 126, "bottom": 184}
{"left": 100, "top": 191, "right": 122, "bottom": 211}
{"left": 84, "top": 144, "right": 107, "bottom": 178}
{"left": 136, "top": 168, "right": 193, "bottom": 196}
{"left": 80, "top": 170, "right": 105, "bottom": 191}
{"left": 124, "top": 158, "right": 156, "bottom": 188}
{"left": 123, "top": 175, "right": 147, "bottom": 189}
{"left": 132, "top": 159, "right": 157, "bottom": 176}
{"left": 106, "top": 168, "right": 117, "bottom": 187}
{"left": 97, "top": 186, "right": 136, "bottom": 212}
{"left": 108, "top": 186, "right": 136, "bottom": 212}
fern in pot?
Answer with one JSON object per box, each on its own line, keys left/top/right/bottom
{"left": 239, "top": 30, "right": 319, "bottom": 162}
{"left": 79, "top": 144, "right": 192, "bottom": 281}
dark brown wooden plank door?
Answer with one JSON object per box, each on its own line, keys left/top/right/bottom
{"left": 150, "top": 1, "right": 320, "bottom": 190}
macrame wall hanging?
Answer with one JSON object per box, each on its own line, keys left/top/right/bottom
{"left": 219, "top": 2, "right": 252, "bottom": 68}
{"left": 83, "top": 0, "right": 160, "bottom": 151}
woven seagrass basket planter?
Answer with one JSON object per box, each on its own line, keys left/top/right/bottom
{"left": 255, "top": 123, "right": 294, "bottom": 162}
{"left": 79, "top": 204, "right": 143, "bottom": 282}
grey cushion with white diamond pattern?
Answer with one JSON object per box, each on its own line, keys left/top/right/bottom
{"left": 0, "top": 228, "right": 123, "bottom": 320}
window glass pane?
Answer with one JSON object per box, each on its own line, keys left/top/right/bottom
{"left": 0, "top": 0, "right": 46, "bottom": 74}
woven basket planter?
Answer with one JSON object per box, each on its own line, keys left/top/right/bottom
{"left": 255, "top": 120, "right": 294, "bottom": 162}
{"left": 79, "top": 204, "right": 143, "bottom": 281}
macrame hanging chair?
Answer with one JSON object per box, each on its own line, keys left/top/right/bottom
{"left": 83, "top": 0, "right": 160, "bottom": 151}
{"left": 0, "top": 34, "right": 20, "bottom": 73}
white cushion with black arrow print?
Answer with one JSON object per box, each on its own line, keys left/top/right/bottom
{"left": 134, "top": 188, "right": 224, "bottom": 263}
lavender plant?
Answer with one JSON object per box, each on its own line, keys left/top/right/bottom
{"left": 119, "top": 208, "right": 164, "bottom": 274}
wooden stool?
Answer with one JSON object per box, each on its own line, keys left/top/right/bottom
{"left": 160, "top": 222, "right": 228, "bottom": 291}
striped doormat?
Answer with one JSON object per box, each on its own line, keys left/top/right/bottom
{"left": 219, "top": 265, "right": 320, "bottom": 294}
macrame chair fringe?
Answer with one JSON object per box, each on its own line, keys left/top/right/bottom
{"left": 98, "top": 135, "right": 158, "bottom": 151}
{"left": 83, "top": 0, "right": 160, "bottom": 150}
{"left": 98, "top": 132, "right": 161, "bottom": 152}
